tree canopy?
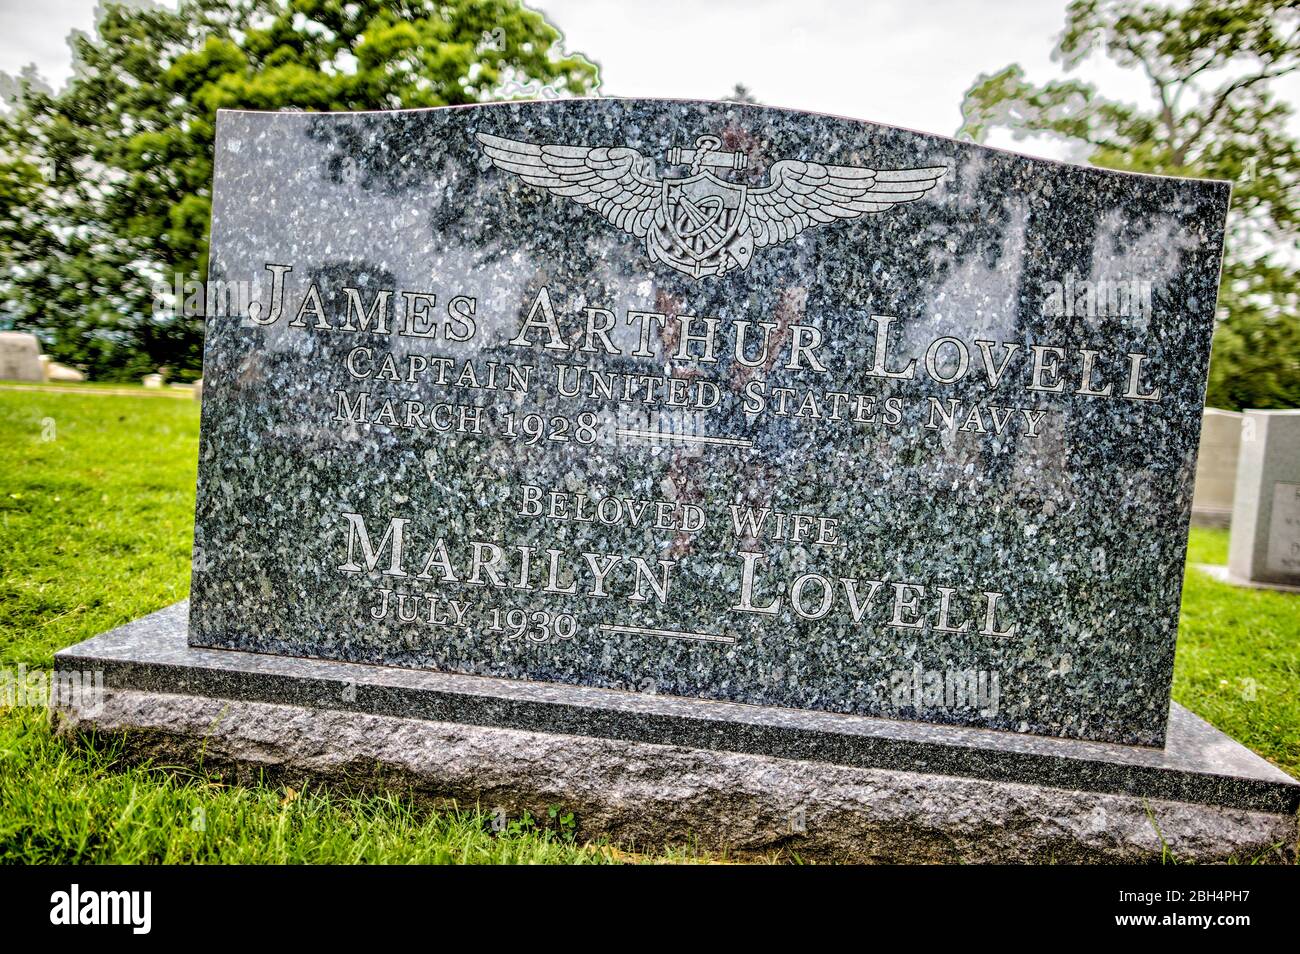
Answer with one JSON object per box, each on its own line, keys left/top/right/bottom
{"left": 0, "top": 0, "right": 599, "bottom": 380}
{"left": 959, "top": 0, "right": 1299, "bottom": 410}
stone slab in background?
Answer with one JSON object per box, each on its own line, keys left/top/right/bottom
{"left": 1191, "top": 408, "right": 1242, "bottom": 529}
{"left": 195, "top": 101, "right": 1232, "bottom": 747}
{"left": 1229, "top": 410, "right": 1300, "bottom": 589}
{"left": 53, "top": 602, "right": 1299, "bottom": 863}
{"left": 1195, "top": 563, "right": 1300, "bottom": 594}
{"left": 0, "top": 331, "right": 44, "bottom": 382}
{"left": 41, "top": 357, "right": 86, "bottom": 382}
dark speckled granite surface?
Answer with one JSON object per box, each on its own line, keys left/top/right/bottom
{"left": 192, "top": 100, "right": 1230, "bottom": 747}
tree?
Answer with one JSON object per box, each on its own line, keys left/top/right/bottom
{"left": 958, "top": 0, "right": 1300, "bottom": 410}
{"left": 0, "top": 0, "right": 599, "bottom": 380}
{"left": 725, "top": 84, "right": 759, "bottom": 104}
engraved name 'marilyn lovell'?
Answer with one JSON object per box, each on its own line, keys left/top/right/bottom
{"left": 194, "top": 100, "right": 1230, "bottom": 747}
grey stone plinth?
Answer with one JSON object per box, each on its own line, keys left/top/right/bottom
{"left": 53, "top": 686, "right": 1296, "bottom": 864}
{"left": 1195, "top": 563, "right": 1300, "bottom": 594}
{"left": 1191, "top": 408, "right": 1242, "bottom": 528}
{"left": 53, "top": 604, "right": 1299, "bottom": 862}
{"left": 1191, "top": 511, "right": 1234, "bottom": 531}
{"left": 1229, "top": 410, "right": 1300, "bottom": 588}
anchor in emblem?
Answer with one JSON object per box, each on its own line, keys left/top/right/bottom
{"left": 476, "top": 130, "right": 946, "bottom": 280}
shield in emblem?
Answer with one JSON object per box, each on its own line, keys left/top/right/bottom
{"left": 651, "top": 172, "right": 750, "bottom": 278}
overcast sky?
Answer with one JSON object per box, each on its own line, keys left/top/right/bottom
{"left": 1, "top": 0, "right": 1296, "bottom": 159}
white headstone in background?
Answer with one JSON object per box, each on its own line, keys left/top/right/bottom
{"left": 142, "top": 373, "right": 163, "bottom": 389}
{"left": 1228, "top": 410, "right": 1300, "bottom": 588}
{"left": 0, "top": 331, "right": 44, "bottom": 382}
{"left": 1265, "top": 483, "right": 1300, "bottom": 578}
{"left": 43, "top": 357, "right": 86, "bottom": 382}
{"left": 1191, "top": 409, "right": 1243, "bottom": 527}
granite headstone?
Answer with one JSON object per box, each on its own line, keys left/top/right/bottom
{"left": 0, "top": 331, "right": 44, "bottom": 382}
{"left": 1228, "top": 409, "right": 1300, "bottom": 588}
{"left": 191, "top": 100, "right": 1231, "bottom": 747}
{"left": 1191, "top": 408, "right": 1243, "bottom": 527}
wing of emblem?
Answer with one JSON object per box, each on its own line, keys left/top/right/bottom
{"left": 476, "top": 133, "right": 662, "bottom": 238}
{"left": 744, "top": 161, "right": 947, "bottom": 247}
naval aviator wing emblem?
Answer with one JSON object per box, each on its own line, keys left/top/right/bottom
{"left": 476, "top": 132, "right": 946, "bottom": 280}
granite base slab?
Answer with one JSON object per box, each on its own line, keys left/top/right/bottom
{"left": 53, "top": 602, "right": 1299, "bottom": 861}
{"left": 51, "top": 685, "right": 1293, "bottom": 863}
{"left": 1196, "top": 563, "right": 1300, "bottom": 595}
{"left": 1190, "top": 508, "right": 1233, "bottom": 530}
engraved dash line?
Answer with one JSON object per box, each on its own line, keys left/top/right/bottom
{"left": 615, "top": 428, "right": 753, "bottom": 448}
{"left": 599, "top": 624, "right": 734, "bottom": 644}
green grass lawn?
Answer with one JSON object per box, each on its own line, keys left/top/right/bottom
{"left": 0, "top": 390, "right": 639, "bottom": 863}
{"left": 1, "top": 389, "right": 1296, "bottom": 863}
{"left": 0, "top": 380, "right": 195, "bottom": 396}
{"left": 1173, "top": 528, "right": 1299, "bottom": 779}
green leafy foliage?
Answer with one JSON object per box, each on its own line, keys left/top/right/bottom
{"left": 0, "top": 0, "right": 599, "bottom": 381}
{"left": 959, "top": 0, "right": 1300, "bottom": 410}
